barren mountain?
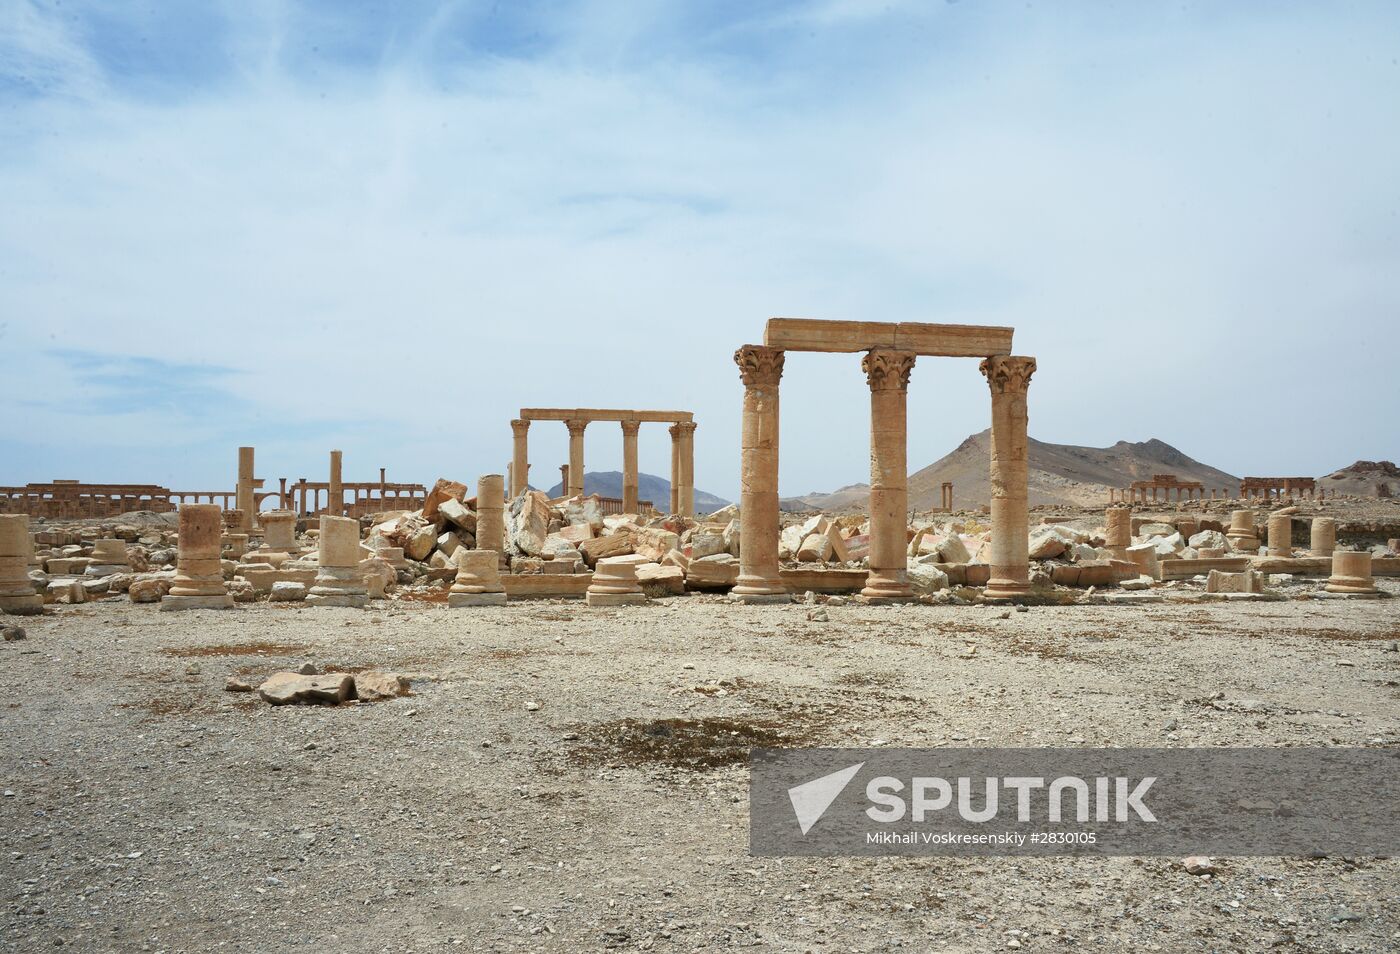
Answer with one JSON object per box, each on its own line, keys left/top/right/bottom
{"left": 785, "top": 431, "right": 1240, "bottom": 511}
{"left": 545, "top": 471, "right": 730, "bottom": 512}
{"left": 1320, "top": 460, "right": 1399, "bottom": 499}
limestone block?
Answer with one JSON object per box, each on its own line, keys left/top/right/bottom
{"left": 258, "top": 671, "right": 353, "bottom": 706}
{"left": 1126, "top": 542, "right": 1161, "bottom": 580}
{"left": 906, "top": 562, "right": 949, "bottom": 595}
{"left": 356, "top": 671, "right": 411, "bottom": 701}
{"left": 507, "top": 491, "right": 553, "bottom": 557}
{"left": 797, "top": 534, "right": 833, "bottom": 562}
{"left": 437, "top": 498, "right": 477, "bottom": 533}
{"left": 844, "top": 533, "right": 871, "bottom": 563}
{"left": 690, "top": 531, "right": 728, "bottom": 560}
{"left": 47, "top": 580, "right": 85, "bottom": 604}
{"left": 564, "top": 495, "right": 605, "bottom": 531}
{"left": 685, "top": 554, "right": 739, "bottom": 589}
{"left": 422, "top": 478, "right": 468, "bottom": 522}
{"left": 723, "top": 519, "right": 742, "bottom": 558}
{"left": 1189, "top": 530, "right": 1230, "bottom": 551}
{"left": 636, "top": 563, "right": 686, "bottom": 596}
{"left": 404, "top": 525, "right": 438, "bottom": 562}
{"left": 1148, "top": 532, "right": 1185, "bottom": 556}
{"left": 705, "top": 503, "right": 740, "bottom": 524}
{"left": 436, "top": 531, "right": 464, "bottom": 558}
{"left": 227, "top": 579, "right": 256, "bottom": 603}
{"left": 1206, "top": 569, "right": 1265, "bottom": 594}
{"left": 585, "top": 556, "right": 648, "bottom": 606}
{"left": 129, "top": 577, "right": 172, "bottom": 603}
{"left": 778, "top": 523, "right": 808, "bottom": 560}
{"left": 579, "top": 532, "right": 634, "bottom": 568}
{"left": 270, "top": 581, "right": 307, "bottom": 601}
{"left": 661, "top": 548, "right": 690, "bottom": 570}
{"left": 633, "top": 527, "right": 681, "bottom": 563}
{"left": 1137, "top": 522, "right": 1177, "bottom": 539}
{"left": 1028, "top": 526, "right": 1077, "bottom": 560}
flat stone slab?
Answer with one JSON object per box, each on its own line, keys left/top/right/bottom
{"left": 728, "top": 593, "right": 792, "bottom": 605}
{"left": 0, "top": 595, "right": 44, "bottom": 616}
{"left": 1312, "top": 590, "right": 1384, "bottom": 600}
{"left": 585, "top": 592, "right": 648, "bottom": 607}
{"left": 1103, "top": 593, "right": 1166, "bottom": 604}
{"left": 447, "top": 591, "right": 507, "bottom": 608}
{"left": 1159, "top": 557, "right": 1251, "bottom": 580}
{"left": 305, "top": 593, "right": 367, "bottom": 608}
{"left": 158, "top": 594, "right": 235, "bottom": 612}
{"left": 502, "top": 574, "right": 592, "bottom": 598}
{"left": 779, "top": 568, "right": 867, "bottom": 594}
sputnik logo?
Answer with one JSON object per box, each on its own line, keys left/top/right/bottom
{"left": 787, "top": 762, "right": 864, "bottom": 835}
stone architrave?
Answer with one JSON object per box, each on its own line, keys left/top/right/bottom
{"left": 586, "top": 556, "right": 648, "bottom": 606}
{"left": 449, "top": 550, "right": 507, "bottom": 607}
{"left": 160, "top": 504, "right": 235, "bottom": 611}
{"left": 980, "top": 355, "right": 1037, "bottom": 600}
{"left": 860, "top": 348, "right": 917, "bottom": 602}
{"left": 1104, "top": 506, "right": 1132, "bottom": 561}
{"left": 1225, "top": 510, "right": 1259, "bottom": 552}
{"left": 1266, "top": 513, "right": 1292, "bottom": 558}
{"left": 510, "top": 419, "right": 530, "bottom": 498}
{"left": 1325, "top": 551, "right": 1377, "bottom": 595}
{"left": 621, "top": 420, "right": 640, "bottom": 513}
{"left": 0, "top": 514, "right": 43, "bottom": 615}
{"left": 565, "top": 420, "right": 587, "bottom": 498}
{"left": 731, "top": 345, "right": 788, "bottom": 603}
{"left": 1310, "top": 517, "right": 1336, "bottom": 557}
{"left": 306, "top": 515, "right": 367, "bottom": 607}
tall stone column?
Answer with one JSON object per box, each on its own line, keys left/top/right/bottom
{"left": 1310, "top": 517, "right": 1336, "bottom": 557}
{"left": 732, "top": 345, "right": 787, "bottom": 602}
{"left": 477, "top": 474, "right": 506, "bottom": 567}
{"left": 1266, "top": 513, "right": 1292, "bottom": 557}
{"left": 860, "top": 349, "right": 917, "bottom": 602}
{"left": 565, "top": 420, "right": 586, "bottom": 498}
{"left": 676, "top": 421, "right": 697, "bottom": 518}
{"left": 980, "top": 355, "right": 1037, "bottom": 600}
{"left": 510, "top": 419, "right": 530, "bottom": 498}
{"left": 621, "top": 420, "right": 640, "bottom": 513}
{"left": 160, "top": 504, "right": 234, "bottom": 611}
{"left": 0, "top": 514, "right": 42, "bottom": 615}
{"left": 329, "top": 450, "right": 344, "bottom": 516}
{"left": 668, "top": 424, "right": 681, "bottom": 514}
{"left": 236, "top": 446, "right": 256, "bottom": 531}
{"left": 1104, "top": 506, "right": 1132, "bottom": 561}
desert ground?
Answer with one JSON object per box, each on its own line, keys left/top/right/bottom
{"left": 3, "top": 587, "right": 1397, "bottom": 953}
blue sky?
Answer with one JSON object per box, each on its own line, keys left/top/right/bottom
{"left": 2, "top": 1, "right": 1397, "bottom": 500}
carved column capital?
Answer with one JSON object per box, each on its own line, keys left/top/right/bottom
{"left": 979, "top": 355, "right": 1037, "bottom": 394}
{"left": 675, "top": 420, "right": 697, "bottom": 437}
{"left": 734, "top": 345, "right": 785, "bottom": 389}
{"left": 619, "top": 420, "right": 640, "bottom": 437}
{"left": 862, "top": 348, "right": 916, "bottom": 391}
{"left": 510, "top": 418, "right": 530, "bottom": 436}
{"left": 565, "top": 418, "right": 588, "bottom": 437}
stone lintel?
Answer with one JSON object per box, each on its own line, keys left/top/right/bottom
{"left": 520, "top": 409, "right": 693, "bottom": 424}
{"left": 762, "top": 318, "right": 1014, "bottom": 357}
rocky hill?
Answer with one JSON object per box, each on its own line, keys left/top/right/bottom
{"left": 1320, "top": 460, "right": 1399, "bottom": 499}
{"left": 544, "top": 471, "right": 730, "bottom": 512}
{"left": 785, "top": 430, "right": 1240, "bottom": 511}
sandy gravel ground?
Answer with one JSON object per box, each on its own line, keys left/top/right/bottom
{"left": 2, "top": 589, "right": 1398, "bottom": 953}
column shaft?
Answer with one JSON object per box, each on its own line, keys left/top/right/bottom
{"left": 565, "top": 420, "right": 586, "bottom": 498}
{"left": 677, "top": 421, "right": 697, "bottom": 519}
{"left": 733, "top": 346, "right": 786, "bottom": 600}
{"left": 861, "top": 349, "right": 916, "bottom": 601}
{"left": 980, "top": 356, "right": 1037, "bottom": 600}
{"left": 621, "top": 421, "right": 640, "bottom": 513}
{"left": 329, "top": 450, "right": 343, "bottom": 517}
{"left": 510, "top": 419, "right": 530, "bottom": 498}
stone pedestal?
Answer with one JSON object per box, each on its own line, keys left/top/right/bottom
{"left": 258, "top": 510, "right": 299, "bottom": 555}
{"left": 1226, "top": 510, "right": 1259, "bottom": 552}
{"left": 861, "top": 349, "right": 917, "bottom": 602}
{"left": 477, "top": 475, "right": 505, "bottom": 567}
{"left": 1104, "top": 506, "right": 1132, "bottom": 561}
{"left": 223, "top": 533, "right": 248, "bottom": 560}
{"left": 510, "top": 419, "right": 530, "bottom": 498}
{"left": 87, "top": 538, "right": 131, "bottom": 575}
{"left": 732, "top": 346, "right": 788, "bottom": 603}
{"left": 236, "top": 446, "right": 256, "bottom": 531}
{"left": 161, "top": 504, "right": 235, "bottom": 611}
{"left": 621, "top": 420, "right": 640, "bottom": 513}
{"left": 306, "top": 514, "right": 367, "bottom": 607}
{"left": 0, "top": 514, "right": 43, "bottom": 615}
{"left": 448, "top": 550, "right": 507, "bottom": 607}
{"left": 1266, "top": 513, "right": 1292, "bottom": 558}
{"left": 1325, "top": 551, "right": 1377, "bottom": 595}
{"left": 1310, "top": 517, "right": 1336, "bottom": 557}
{"left": 980, "top": 356, "right": 1037, "bottom": 600}
{"left": 586, "top": 556, "right": 647, "bottom": 606}
{"left": 565, "top": 420, "right": 586, "bottom": 498}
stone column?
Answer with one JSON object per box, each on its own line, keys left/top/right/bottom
{"left": 1226, "top": 510, "right": 1259, "bottom": 552}
{"left": 732, "top": 345, "right": 787, "bottom": 602}
{"left": 0, "top": 514, "right": 42, "bottom": 615}
{"left": 565, "top": 420, "right": 586, "bottom": 498}
{"left": 477, "top": 474, "right": 505, "bottom": 566}
{"left": 668, "top": 424, "right": 681, "bottom": 514}
{"left": 1266, "top": 513, "right": 1292, "bottom": 557}
{"left": 1310, "top": 517, "right": 1336, "bottom": 557}
{"left": 980, "top": 355, "right": 1037, "bottom": 600}
{"left": 306, "top": 514, "right": 367, "bottom": 607}
{"left": 621, "top": 420, "right": 640, "bottom": 513}
{"left": 160, "top": 504, "right": 234, "bottom": 611}
{"left": 329, "top": 450, "right": 344, "bottom": 517}
{"left": 1326, "top": 551, "right": 1377, "bottom": 595}
{"left": 676, "top": 421, "right": 697, "bottom": 519}
{"left": 586, "top": 556, "right": 647, "bottom": 606}
{"left": 861, "top": 348, "right": 917, "bottom": 602}
{"left": 236, "top": 446, "right": 256, "bottom": 531}
{"left": 258, "top": 510, "right": 298, "bottom": 554}
{"left": 1105, "top": 506, "right": 1132, "bottom": 561}
{"left": 558, "top": 465, "right": 569, "bottom": 497}
{"left": 449, "top": 550, "right": 507, "bottom": 606}
{"left": 510, "top": 419, "right": 530, "bottom": 498}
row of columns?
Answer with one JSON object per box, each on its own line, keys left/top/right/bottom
{"left": 1111, "top": 487, "right": 1327, "bottom": 504}
{"left": 509, "top": 418, "right": 696, "bottom": 517}
{"left": 732, "top": 345, "right": 1036, "bottom": 603}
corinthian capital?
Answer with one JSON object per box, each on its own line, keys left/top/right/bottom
{"left": 734, "top": 345, "right": 785, "bottom": 389}
{"left": 980, "top": 355, "right": 1036, "bottom": 394}
{"left": 619, "top": 420, "right": 640, "bottom": 437}
{"left": 510, "top": 418, "right": 530, "bottom": 436}
{"left": 861, "top": 349, "right": 916, "bottom": 391}
{"left": 675, "top": 421, "right": 697, "bottom": 437}
{"left": 565, "top": 418, "right": 588, "bottom": 437}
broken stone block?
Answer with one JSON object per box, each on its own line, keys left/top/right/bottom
{"left": 1126, "top": 542, "right": 1161, "bottom": 580}
{"left": 422, "top": 478, "right": 469, "bottom": 522}
{"left": 685, "top": 554, "right": 739, "bottom": 589}
{"left": 258, "top": 671, "right": 354, "bottom": 706}
{"left": 46, "top": 580, "right": 85, "bottom": 604}
{"left": 269, "top": 581, "right": 307, "bottom": 602}
{"left": 632, "top": 527, "right": 680, "bottom": 563}
{"left": 507, "top": 491, "right": 552, "bottom": 557}
{"left": 705, "top": 503, "right": 739, "bottom": 524}
{"left": 355, "top": 671, "right": 411, "bottom": 701}
{"left": 404, "top": 525, "right": 438, "bottom": 562}
{"left": 437, "top": 498, "right": 476, "bottom": 533}
{"left": 564, "top": 495, "right": 605, "bottom": 531}
{"left": 129, "top": 577, "right": 172, "bottom": 603}
{"left": 436, "top": 531, "right": 464, "bottom": 558}
{"left": 1189, "top": 530, "right": 1230, "bottom": 551}
{"left": 579, "top": 532, "right": 634, "bottom": 568}
{"left": 1027, "top": 526, "right": 1078, "bottom": 560}
{"left": 227, "top": 579, "right": 256, "bottom": 603}
{"left": 636, "top": 563, "right": 685, "bottom": 596}
{"left": 722, "top": 519, "right": 741, "bottom": 557}
{"left": 690, "top": 531, "right": 727, "bottom": 560}
{"left": 1206, "top": 569, "right": 1265, "bottom": 594}
{"left": 906, "top": 562, "right": 949, "bottom": 595}
{"left": 797, "top": 533, "right": 833, "bottom": 562}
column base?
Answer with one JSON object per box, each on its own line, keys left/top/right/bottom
{"left": 732, "top": 575, "right": 788, "bottom": 602}
{"left": 0, "top": 594, "right": 44, "bottom": 616}
{"left": 159, "top": 594, "right": 235, "bottom": 611}
{"left": 983, "top": 580, "right": 1034, "bottom": 602}
{"left": 860, "top": 574, "right": 915, "bottom": 603}
{"left": 1320, "top": 585, "right": 1380, "bottom": 598}
{"left": 585, "top": 592, "right": 648, "bottom": 607}
{"left": 448, "top": 591, "right": 507, "bottom": 608}
{"left": 858, "top": 590, "right": 917, "bottom": 605}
